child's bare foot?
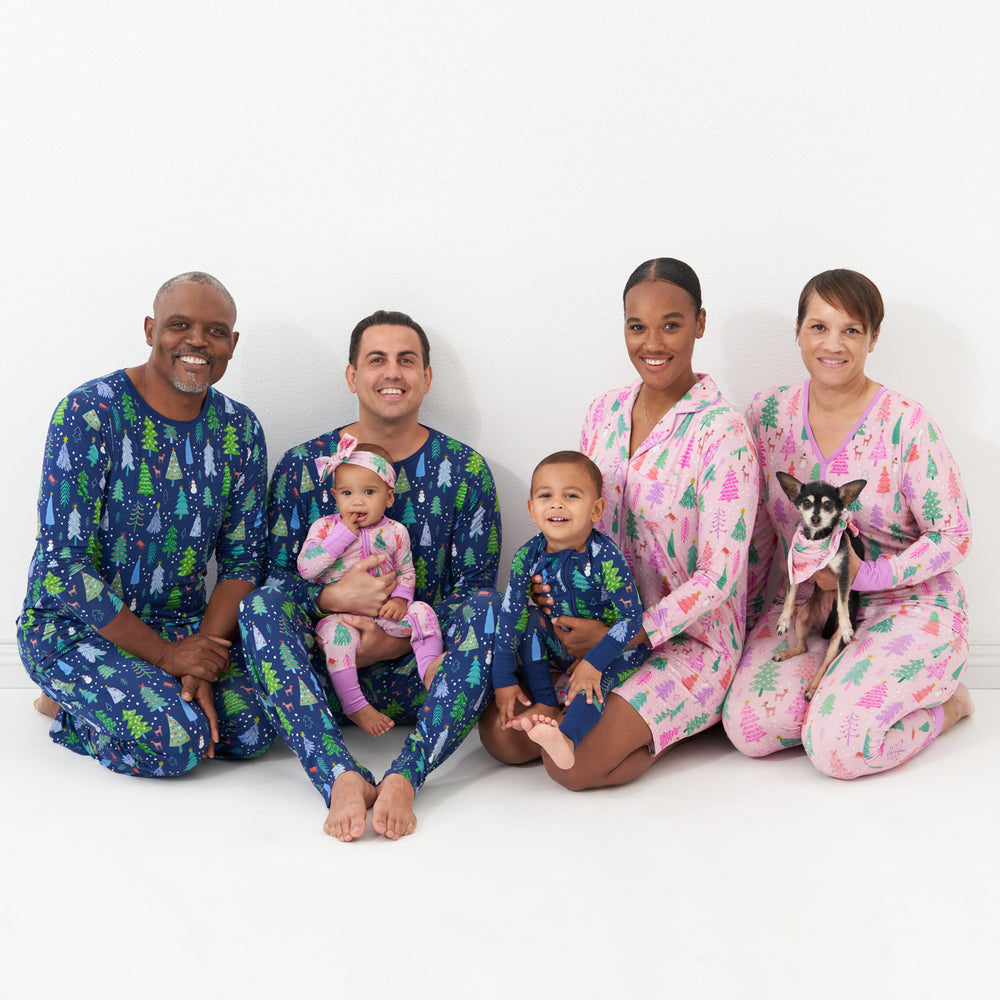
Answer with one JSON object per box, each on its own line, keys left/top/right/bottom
{"left": 522, "top": 713, "right": 575, "bottom": 769}
{"left": 348, "top": 704, "right": 395, "bottom": 736}
{"left": 34, "top": 693, "right": 59, "bottom": 719}
{"left": 372, "top": 772, "right": 417, "bottom": 840}
{"left": 324, "top": 771, "right": 378, "bottom": 842}
{"left": 941, "top": 682, "right": 975, "bottom": 733}
{"left": 507, "top": 702, "right": 560, "bottom": 730}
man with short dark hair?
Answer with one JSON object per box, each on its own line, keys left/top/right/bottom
{"left": 18, "top": 273, "right": 276, "bottom": 775}
{"left": 239, "top": 310, "right": 501, "bottom": 840}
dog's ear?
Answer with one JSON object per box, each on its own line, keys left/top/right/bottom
{"left": 775, "top": 471, "right": 802, "bottom": 504}
{"left": 838, "top": 479, "right": 867, "bottom": 508}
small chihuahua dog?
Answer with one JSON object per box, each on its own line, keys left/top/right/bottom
{"left": 774, "top": 472, "right": 867, "bottom": 701}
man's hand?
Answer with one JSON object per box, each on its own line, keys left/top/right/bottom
{"left": 157, "top": 634, "right": 231, "bottom": 683}
{"left": 317, "top": 554, "right": 393, "bottom": 616}
{"left": 548, "top": 616, "right": 608, "bottom": 660}
{"left": 181, "top": 675, "right": 220, "bottom": 757}
{"left": 564, "top": 659, "right": 603, "bottom": 707}
{"left": 495, "top": 684, "right": 532, "bottom": 728}
{"left": 340, "top": 615, "right": 411, "bottom": 667}
{"left": 378, "top": 596, "right": 408, "bottom": 622}
{"left": 811, "top": 544, "right": 862, "bottom": 592}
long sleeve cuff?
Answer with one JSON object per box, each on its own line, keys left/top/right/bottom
{"left": 853, "top": 557, "right": 895, "bottom": 592}
{"left": 492, "top": 650, "right": 519, "bottom": 688}
{"left": 586, "top": 631, "right": 630, "bottom": 673}
{"left": 643, "top": 612, "right": 666, "bottom": 650}
{"left": 321, "top": 521, "right": 356, "bottom": 557}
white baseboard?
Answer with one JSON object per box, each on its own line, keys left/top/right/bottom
{"left": 1, "top": 644, "right": 28, "bottom": 690}
{"left": 3, "top": 640, "right": 999, "bottom": 688}
{"left": 963, "top": 642, "right": 1000, "bottom": 689}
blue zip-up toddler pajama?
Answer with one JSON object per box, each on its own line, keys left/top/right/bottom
{"left": 493, "top": 529, "right": 648, "bottom": 746}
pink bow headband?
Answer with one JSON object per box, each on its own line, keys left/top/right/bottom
{"left": 314, "top": 433, "right": 396, "bottom": 489}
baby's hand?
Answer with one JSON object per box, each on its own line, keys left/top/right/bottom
{"left": 340, "top": 511, "right": 363, "bottom": 536}
{"left": 564, "top": 660, "right": 603, "bottom": 707}
{"left": 378, "top": 596, "right": 407, "bottom": 621}
{"left": 495, "top": 684, "right": 531, "bottom": 728}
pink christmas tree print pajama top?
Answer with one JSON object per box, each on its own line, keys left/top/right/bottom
{"left": 724, "top": 381, "right": 972, "bottom": 778}
{"left": 580, "top": 375, "right": 759, "bottom": 754}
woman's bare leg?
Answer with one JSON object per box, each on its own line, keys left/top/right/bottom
{"left": 940, "top": 682, "right": 975, "bottom": 733}
{"left": 34, "top": 693, "right": 60, "bottom": 719}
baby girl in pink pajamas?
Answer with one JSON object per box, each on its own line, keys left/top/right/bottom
{"left": 297, "top": 435, "right": 442, "bottom": 736}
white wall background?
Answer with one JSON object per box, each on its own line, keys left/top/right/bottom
{"left": 3, "top": 1, "right": 997, "bottom": 679}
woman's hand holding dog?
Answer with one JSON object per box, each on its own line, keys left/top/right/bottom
{"left": 811, "top": 543, "right": 862, "bottom": 591}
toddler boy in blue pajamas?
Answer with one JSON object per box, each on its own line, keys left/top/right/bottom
{"left": 492, "top": 450, "right": 647, "bottom": 768}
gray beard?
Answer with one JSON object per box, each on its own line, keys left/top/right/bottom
{"left": 170, "top": 371, "right": 211, "bottom": 394}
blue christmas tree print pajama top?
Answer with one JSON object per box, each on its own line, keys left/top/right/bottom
{"left": 17, "top": 370, "right": 276, "bottom": 776}
{"left": 238, "top": 427, "right": 502, "bottom": 802}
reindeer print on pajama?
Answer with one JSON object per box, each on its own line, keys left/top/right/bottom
{"left": 724, "top": 381, "right": 972, "bottom": 778}
{"left": 580, "top": 375, "right": 758, "bottom": 753}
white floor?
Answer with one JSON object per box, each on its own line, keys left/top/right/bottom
{"left": 2, "top": 688, "right": 997, "bottom": 1000}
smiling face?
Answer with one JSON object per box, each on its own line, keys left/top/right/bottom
{"left": 796, "top": 293, "right": 878, "bottom": 392}
{"left": 143, "top": 281, "right": 238, "bottom": 400}
{"left": 333, "top": 462, "right": 394, "bottom": 528}
{"left": 624, "top": 279, "right": 705, "bottom": 406}
{"left": 345, "top": 324, "right": 432, "bottom": 427}
{"left": 528, "top": 461, "right": 606, "bottom": 553}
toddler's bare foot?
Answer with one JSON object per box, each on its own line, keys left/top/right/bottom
{"left": 372, "top": 772, "right": 416, "bottom": 840}
{"left": 348, "top": 704, "right": 395, "bottom": 737}
{"left": 941, "top": 682, "right": 975, "bottom": 733}
{"left": 324, "top": 771, "right": 378, "bottom": 842}
{"left": 34, "top": 693, "right": 59, "bottom": 719}
{"left": 507, "top": 702, "right": 560, "bottom": 730}
{"left": 523, "top": 713, "right": 575, "bottom": 769}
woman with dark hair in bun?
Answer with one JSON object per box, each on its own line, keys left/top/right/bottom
{"left": 724, "top": 269, "right": 974, "bottom": 777}
{"left": 479, "top": 258, "right": 758, "bottom": 788}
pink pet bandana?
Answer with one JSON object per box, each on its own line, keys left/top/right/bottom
{"left": 787, "top": 515, "right": 858, "bottom": 585}
{"left": 314, "top": 433, "right": 396, "bottom": 489}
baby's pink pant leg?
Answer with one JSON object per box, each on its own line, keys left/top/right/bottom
{"left": 315, "top": 614, "right": 368, "bottom": 714}
{"left": 405, "top": 601, "right": 443, "bottom": 682}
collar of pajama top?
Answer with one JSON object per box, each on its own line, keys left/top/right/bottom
{"left": 787, "top": 516, "right": 857, "bottom": 585}
{"left": 614, "top": 373, "right": 723, "bottom": 463}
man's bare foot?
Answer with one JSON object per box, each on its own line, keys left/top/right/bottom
{"left": 372, "top": 772, "right": 416, "bottom": 840}
{"left": 941, "top": 682, "right": 975, "bottom": 733}
{"left": 507, "top": 703, "right": 559, "bottom": 730}
{"left": 348, "top": 703, "right": 395, "bottom": 737}
{"left": 324, "top": 771, "right": 378, "bottom": 842}
{"left": 522, "top": 713, "right": 576, "bottom": 769}
{"left": 422, "top": 653, "right": 445, "bottom": 691}
{"left": 34, "top": 693, "right": 59, "bottom": 719}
